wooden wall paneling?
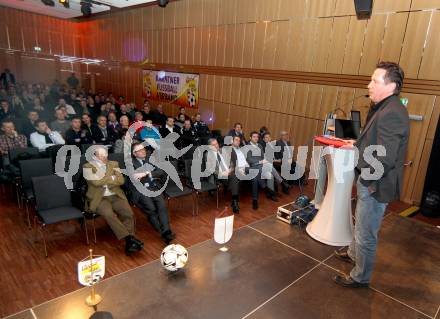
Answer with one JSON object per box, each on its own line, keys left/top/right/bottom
{"left": 342, "top": 16, "right": 367, "bottom": 75}
{"left": 193, "top": 27, "right": 202, "bottom": 66}
{"left": 256, "top": 0, "right": 280, "bottom": 22}
{"left": 218, "top": 0, "right": 236, "bottom": 25}
{"left": 266, "top": 112, "right": 293, "bottom": 139}
{"left": 244, "top": 108, "right": 269, "bottom": 136}
{"left": 268, "top": 80, "right": 283, "bottom": 112}
{"left": 189, "top": 0, "right": 204, "bottom": 27}
{"left": 230, "top": 104, "right": 249, "bottom": 133}
{"left": 326, "top": 17, "right": 350, "bottom": 74}
{"left": 207, "top": 25, "right": 217, "bottom": 66}
{"left": 186, "top": 28, "right": 195, "bottom": 65}
{"left": 311, "top": 18, "right": 333, "bottom": 73}
{"left": 298, "top": 19, "right": 318, "bottom": 72}
{"left": 399, "top": 11, "right": 432, "bottom": 78}
{"left": 181, "top": 28, "right": 189, "bottom": 65}
{"left": 273, "top": 20, "right": 289, "bottom": 70}
{"left": 167, "top": 29, "right": 175, "bottom": 63}
{"left": 334, "top": 0, "right": 355, "bottom": 16}
{"left": 0, "top": 11, "right": 8, "bottom": 49}
{"left": 224, "top": 24, "right": 235, "bottom": 68}
{"left": 373, "top": 0, "right": 412, "bottom": 13}
{"left": 6, "top": 10, "right": 21, "bottom": 51}
{"left": 285, "top": 19, "right": 304, "bottom": 71}
{"left": 292, "top": 83, "right": 309, "bottom": 116}
{"left": 200, "top": 27, "right": 209, "bottom": 66}
{"left": 380, "top": 12, "right": 408, "bottom": 63}
{"left": 213, "top": 75, "right": 223, "bottom": 102}
{"left": 261, "top": 21, "right": 277, "bottom": 70}
{"left": 418, "top": 11, "right": 440, "bottom": 81}
{"left": 252, "top": 22, "right": 266, "bottom": 69}
{"left": 307, "top": 0, "right": 336, "bottom": 18}
{"left": 221, "top": 76, "right": 232, "bottom": 104}
{"left": 226, "top": 76, "right": 239, "bottom": 105}
{"left": 163, "top": 1, "right": 176, "bottom": 29}
{"left": 258, "top": 79, "right": 272, "bottom": 110}
{"left": 232, "top": 24, "right": 245, "bottom": 68}
{"left": 426, "top": 96, "right": 440, "bottom": 139}
{"left": 238, "top": 78, "right": 251, "bottom": 107}
{"left": 358, "top": 14, "right": 386, "bottom": 75}
{"left": 352, "top": 88, "right": 371, "bottom": 127}
{"left": 279, "top": 0, "right": 307, "bottom": 19}
{"left": 198, "top": 74, "right": 208, "bottom": 99}
{"left": 411, "top": 138, "right": 434, "bottom": 204}
{"left": 202, "top": 0, "right": 219, "bottom": 26}
{"left": 280, "top": 81, "right": 296, "bottom": 115}
{"left": 142, "top": 7, "right": 153, "bottom": 31}
{"left": 400, "top": 93, "right": 436, "bottom": 203}
{"left": 198, "top": 99, "right": 214, "bottom": 128}
{"left": 335, "top": 86, "right": 356, "bottom": 116}
{"left": 236, "top": 0, "right": 257, "bottom": 24}
{"left": 215, "top": 25, "right": 226, "bottom": 67}
{"left": 242, "top": 23, "right": 256, "bottom": 68}
{"left": 248, "top": 78, "right": 261, "bottom": 108}
{"left": 204, "top": 74, "right": 215, "bottom": 100}
{"left": 411, "top": 0, "right": 440, "bottom": 10}
{"left": 151, "top": 5, "right": 164, "bottom": 30}
{"left": 305, "top": 84, "right": 323, "bottom": 119}
{"left": 212, "top": 101, "right": 230, "bottom": 133}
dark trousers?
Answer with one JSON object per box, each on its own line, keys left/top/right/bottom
{"left": 133, "top": 194, "right": 171, "bottom": 235}
{"left": 216, "top": 174, "right": 240, "bottom": 197}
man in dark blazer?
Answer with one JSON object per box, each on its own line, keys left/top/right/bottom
{"left": 334, "top": 62, "right": 410, "bottom": 288}
{"left": 227, "top": 122, "right": 246, "bottom": 146}
{"left": 128, "top": 142, "right": 175, "bottom": 244}
{"left": 275, "top": 131, "right": 304, "bottom": 186}
{"left": 91, "top": 115, "right": 118, "bottom": 144}
{"left": 159, "top": 116, "right": 181, "bottom": 138}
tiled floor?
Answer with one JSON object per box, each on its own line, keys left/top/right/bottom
{"left": 6, "top": 214, "right": 439, "bottom": 319}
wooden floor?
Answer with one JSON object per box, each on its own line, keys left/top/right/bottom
{"left": 0, "top": 182, "right": 415, "bottom": 318}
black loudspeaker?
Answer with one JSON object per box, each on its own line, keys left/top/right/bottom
{"left": 354, "top": 0, "right": 373, "bottom": 19}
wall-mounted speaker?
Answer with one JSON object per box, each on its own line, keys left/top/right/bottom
{"left": 354, "top": 0, "right": 373, "bottom": 19}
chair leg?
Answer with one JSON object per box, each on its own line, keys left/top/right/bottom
{"left": 216, "top": 188, "right": 219, "bottom": 209}
{"left": 39, "top": 224, "right": 48, "bottom": 258}
{"left": 16, "top": 187, "right": 21, "bottom": 208}
{"left": 93, "top": 218, "right": 97, "bottom": 244}
{"left": 194, "top": 192, "right": 198, "bottom": 216}
{"left": 25, "top": 200, "right": 31, "bottom": 229}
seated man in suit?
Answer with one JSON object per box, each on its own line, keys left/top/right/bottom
{"left": 227, "top": 122, "right": 246, "bottom": 146}
{"left": 83, "top": 146, "right": 143, "bottom": 256}
{"left": 275, "top": 130, "right": 304, "bottom": 185}
{"left": 160, "top": 116, "right": 180, "bottom": 138}
{"left": 30, "top": 120, "right": 65, "bottom": 152}
{"left": 207, "top": 138, "right": 240, "bottom": 213}
{"left": 129, "top": 142, "right": 175, "bottom": 244}
{"left": 245, "top": 131, "right": 279, "bottom": 209}
{"left": 91, "top": 115, "right": 118, "bottom": 144}
{"left": 65, "top": 117, "right": 94, "bottom": 147}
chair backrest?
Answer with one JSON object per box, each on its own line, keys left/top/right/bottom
{"left": 80, "top": 143, "right": 96, "bottom": 154}
{"left": 19, "top": 158, "right": 53, "bottom": 191}
{"left": 32, "top": 175, "right": 72, "bottom": 210}
{"left": 8, "top": 147, "right": 40, "bottom": 165}
{"left": 108, "top": 152, "right": 125, "bottom": 169}
{"left": 57, "top": 155, "right": 87, "bottom": 187}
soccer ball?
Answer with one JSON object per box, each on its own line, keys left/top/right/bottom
{"left": 160, "top": 244, "right": 189, "bottom": 272}
{"left": 187, "top": 90, "right": 196, "bottom": 107}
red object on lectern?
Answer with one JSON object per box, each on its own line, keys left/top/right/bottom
{"left": 314, "top": 136, "right": 353, "bottom": 148}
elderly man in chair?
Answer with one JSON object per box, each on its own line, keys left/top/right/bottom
{"left": 83, "top": 146, "right": 144, "bottom": 256}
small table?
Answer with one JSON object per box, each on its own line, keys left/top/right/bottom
{"left": 306, "top": 136, "right": 355, "bottom": 246}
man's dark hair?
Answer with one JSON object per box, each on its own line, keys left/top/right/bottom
{"left": 0, "top": 99, "right": 8, "bottom": 104}
{"left": 234, "top": 122, "right": 242, "bottom": 128}
{"left": 1, "top": 119, "right": 14, "bottom": 126}
{"left": 263, "top": 132, "right": 271, "bottom": 138}
{"left": 376, "top": 61, "right": 404, "bottom": 94}
{"left": 250, "top": 131, "right": 259, "bottom": 138}
{"left": 208, "top": 137, "right": 217, "bottom": 145}
{"left": 71, "top": 116, "right": 82, "bottom": 121}
{"left": 35, "top": 120, "right": 46, "bottom": 127}
{"left": 131, "top": 141, "right": 143, "bottom": 153}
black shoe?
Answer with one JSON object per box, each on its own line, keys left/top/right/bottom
{"left": 334, "top": 249, "right": 355, "bottom": 264}
{"left": 333, "top": 275, "right": 369, "bottom": 288}
{"left": 281, "top": 182, "right": 290, "bottom": 194}
{"left": 129, "top": 236, "right": 144, "bottom": 249}
{"left": 161, "top": 230, "right": 176, "bottom": 245}
{"left": 266, "top": 192, "right": 279, "bottom": 202}
{"left": 231, "top": 200, "right": 240, "bottom": 214}
{"left": 125, "top": 240, "right": 141, "bottom": 256}
{"left": 252, "top": 199, "right": 258, "bottom": 210}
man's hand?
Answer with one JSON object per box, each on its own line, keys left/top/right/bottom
{"left": 133, "top": 171, "right": 151, "bottom": 180}
{"left": 368, "top": 185, "right": 376, "bottom": 195}
{"left": 46, "top": 128, "right": 52, "bottom": 134}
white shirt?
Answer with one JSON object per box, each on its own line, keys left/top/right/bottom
{"left": 166, "top": 125, "right": 174, "bottom": 133}
{"left": 233, "top": 147, "right": 248, "bottom": 168}
{"left": 94, "top": 160, "right": 114, "bottom": 197}
{"left": 30, "top": 131, "right": 65, "bottom": 151}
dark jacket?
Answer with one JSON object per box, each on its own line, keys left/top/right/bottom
{"left": 65, "top": 128, "right": 94, "bottom": 147}
{"left": 275, "top": 140, "right": 293, "bottom": 161}
{"left": 245, "top": 142, "right": 264, "bottom": 167}
{"left": 159, "top": 125, "right": 181, "bottom": 138}
{"left": 227, "top": 129, "right": 246, "bottom": 146}
{"left": 91, "top": 124, "right": 118, "bottom": 144}
{"left": 355, "top": 94, "right": 409, "bottom": 203}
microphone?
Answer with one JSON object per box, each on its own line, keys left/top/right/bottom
{"left": 330, "top": 94, "right": 369, "bottom": 119}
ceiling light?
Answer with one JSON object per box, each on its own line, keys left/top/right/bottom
{"left": 59, "top": 0, "right": 69, "bottom": 8}
{"left": 41, "top": 0, "right": 55, "bottom": 6}
{"left": 158, "top": 0, "right": 169, "bottom": 8}
{"left": 80, "top": 0, "right": 92, "bottom": 16}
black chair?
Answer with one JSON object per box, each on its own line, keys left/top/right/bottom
{"left": 32, "top": 175, "right": 89, "bottom": 257}
{"left": 184, "top": 158, "right": 219, "bottom": 215}
{"left": 108, "top": 152, "right": 126, "bottom": 169}
{"left": 19, "top": 158, "right": 53, "bottom": 228}
{"left": 80, "top": 143, "right": 96, "bottom": 154}
{"left": 162, "top": 160, "right": 196, "bottom": 215}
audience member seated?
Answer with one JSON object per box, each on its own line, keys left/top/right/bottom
{"left": 152, "top": 104, "right": 167, "bottom": 126}
{"left": 8, "top": 86, "right": 25, "bottom": 117}
{"left": 0, "top": 100, "right": 15, "bottom": 122}
{"left": 118, "top": 104, "right": 132, "bottom": 121}
{"left": 92, "top": 115, "right": 118, "bottom": 145}
{"left": 81, "top": 114, "right": 94, "bottom": 140}
{"left": 83, "top": 146, "right": 143, "bottom": 256}
{"left": 107, "top": 111, "right": 121, "bottom": 136}
{"left": 29, "top": 97, "right": 48, "bottom": 119}
{"left": 65, "top": 117, "right": 94, "bottom": 147}
{"left": 50, "top": 109, "right": 71, "bottom": 137}
{"left": 176, "top": 106, "right": 191, "bottom": 122}
{"left": 100, "top": 102, "right": 115, "bottom": 118}
{"left": 175, "top": 113, "right": 186, "bottom": 129}
{"left": 259, "top": 126, "right": 268, "bottom": 142}
{"left": 246, "top": 131, "right": 279, "bottom": 209}
{"left": 66, "top": 73, "right": 79, "bottom": 89}
{"left": 55, "top": 98, "right": 76, "bottom": 116}
{"left": 118, "top": 115, "right": 130, "bottom": 138}
{"left": 193, "top": 113, "right": 211, "bottom": 144}
{"left": 141, "top": 101, "right": 153, "bottom": 121}
{"left": 21, "top": 111, "right": 39, "bottom": 139}
{"left": 260, "top": 132, "right": 290, "bottom": 194}
{"left": 228, "top": 122, "right": 246, "bottom": 146}
{"left": 0, "top": 69, "right": 16, "bottom": 89}
{"left": 139, "top": 119, "right": 161, "bottom": 149}
{"left": 207, "top": 138, "right": 240, "bottom": 213}
{"left": 160, "top": 117, "right": 180, "bottom": 138}
{"left": 0, "top": 119, "right": 27, "bottom": 162}
{"left": 275, "top": 130, "right": 303, "bottom": 185}
{"left": 30, "top": 120, "right": 65, "bottom": 151}
{"left": 128, "top": 142, "right": 175, "bottom": 244}
{"left": 180, "top": 119, "right": 198, "bottom": 149}
{"left": 131, "top": 111, "right": 145, "bottom": 131}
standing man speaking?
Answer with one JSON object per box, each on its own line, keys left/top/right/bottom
{"left": 334, "top": 62, "right": 410, "bottom": 288}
